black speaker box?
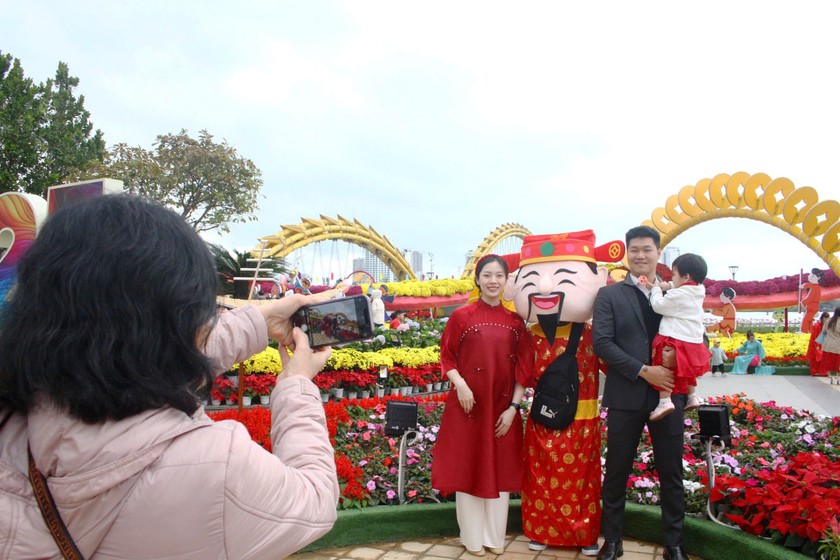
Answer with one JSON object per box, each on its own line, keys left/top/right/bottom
{"left": 697, "top": 404, "right": 731, "bottom": 445}
{"left": 384, "top": 401, "right": 418, "bottom": 436}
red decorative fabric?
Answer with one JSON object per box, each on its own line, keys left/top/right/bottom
{"left": 431, "top": 300, "right": 533, "bottom": 498}
{"left": 521, "top": 323, "right": 602, "bottom": 547}
{"left": 807, "top": 321, "right": 826, "bottom": 375}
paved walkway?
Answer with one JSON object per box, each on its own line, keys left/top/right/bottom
{"left": 294, "top": 535, "right": 662, "bottom": 560}
{"left": 293, "top": 374, "right": 840, "bottom": 560}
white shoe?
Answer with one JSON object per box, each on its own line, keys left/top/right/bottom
{"left": 487, "top": 547, "right": 505, "bottom": 555}
{"left": 581, "top": 544, "right": 600, "bottom": 556}
{"left": 685, "top": 395, "right": 704, "bottom": 411}
{"left": 528, "top": 541, "right": 548, "bottom": 551}
{"left": 650, "top": 400, "right": 675, "bottom": 421}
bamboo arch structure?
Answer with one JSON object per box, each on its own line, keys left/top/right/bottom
{"left": 254, "top": 214, "right": 416, "bottom": 280}
{"left": 642, "top": 172, "right": 840, "bottom": 276}
{"left": 461, "top": 223, "right": 532, "bottom": 278}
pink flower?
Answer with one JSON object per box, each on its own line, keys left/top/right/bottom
{"left": 408, "top": 490, "right": 417, "bottom": 497}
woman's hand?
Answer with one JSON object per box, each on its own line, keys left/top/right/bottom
{"left": 495, "top": 406, "right": 517, "bottom": 437}
{"left": 257, "top": 293, "right": 330, "bottom": 347}
{"left": 455, "top": 379, "right": 475, "bottom": 414}
{"left": 278, "top": 327, "right": 332, "bottom": 381}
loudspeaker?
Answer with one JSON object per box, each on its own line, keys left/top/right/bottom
{"left": 384, "top": 401, "right": 418, "bottom": 436}
{"left": 697, "top": 404, "right": 731, "bottom": 446}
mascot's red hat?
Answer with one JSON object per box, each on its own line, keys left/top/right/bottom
{"left": 501, "top": 229, "right": 625, "bottom": 271}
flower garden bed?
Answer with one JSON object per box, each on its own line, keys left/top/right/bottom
{"left": 209, "top": 393, "right": 840, "bottom": 558}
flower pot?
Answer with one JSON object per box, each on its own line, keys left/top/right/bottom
{"left": 412, "top": 386, "right": 421, "bottom": 394}
{"left": 400, "top": 386, "right": 411, "bottom": 396}
{"left": 332, "top": 387, "right": 344, "bottom": 399}
{"left": 321, "top": 392, "right": 330, "bottom": 403}
{"left": 211, "top": 398, "right": 221, "bottom": 406}
{"left": 390, "top": 387, "right": 402, "bottom": 396}
{"left": 224, "top": 373, "right": 239, "bottom": 388}
{"left": 259, "top": 395, "right": 270, "bottom": 405}
{"left": 433, "top": 382, "right": 442, "bottom": 391}
{"left": 360, "top": 390, "right": 371, "bottom": 399}
{"left": 347, "top": 391, "right": 358, "bottom": 400}
{"left": 225, "top": 397, "right": 234, "bottom": 405}
{"left": 377, "top": 388, "right": 386, "bottom": 398}
{"left": 241, "top": 395, "right": 252, "bottom": 406}
{"left": 425, "top": 383, "right": 433, "bottom": 393}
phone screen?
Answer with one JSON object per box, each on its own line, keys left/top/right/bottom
{"left": 292, "top": 295, "right": 374, "bottom": 348}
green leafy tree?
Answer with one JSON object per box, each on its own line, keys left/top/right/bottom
{"left": 84, "top": 130, "right": 262, "bottom": 234}
{"left": 37, "top": 62, "right": 106, "bottom": 191}
{"left": 0, "top": 52, "right": 104, "bottom": 196}
{"left": 0, "top": 53, "right": 43, "bottom": 194}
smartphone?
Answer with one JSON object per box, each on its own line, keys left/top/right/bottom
{"left": 291, "top": 294, "right": 375, "bottom": 349}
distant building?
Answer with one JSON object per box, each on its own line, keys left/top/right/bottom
{"left": 404, "top": 250, "right": 424, "bottom": 277}
{"left": 359, "top": 250, "right": 394, "bottom": 282}
{"left": 662, "top": 246, "right": 680, "bottom": 269}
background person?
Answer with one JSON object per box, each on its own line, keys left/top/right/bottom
{"left": 731, "top": 330, "right": 766, "bottom": 374}
{"left": 807, "top": 311, "right": 830, "bottom": 377}
{"left": 593, "top": 225, "right": 688, "bottom": 560}
{"left": 389, "top": 309, "right": 407, "bottom": 329}
{"left": 0, "top": 195, "right": 339, "bottom": 559}
{"left": 821, "top": 307, "right": 840, "bottom": 385}
{"left": 431, "top": 255, "right": 533, "bottom": 557}
{"left": 710, "top": 339, "right": 727, "bottom": 377}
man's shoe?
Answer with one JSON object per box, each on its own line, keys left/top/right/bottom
{"left": 581, "top": 543, "right": 600, "bottom": 556}
{"left": 596, "top": 541, "right": 623, "bottom": 560}
{"left": 527, "top": 541, "right": 548, "bottom": 551}
{"left": 663, "top": 545, "right": 689, "bottom": 560}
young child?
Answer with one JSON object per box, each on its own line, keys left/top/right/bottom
{"left": 642, "top": 253, "right": 712, "bottom": 420}
{"left": 709, "top": 339, "right": 727, "bottom": 377}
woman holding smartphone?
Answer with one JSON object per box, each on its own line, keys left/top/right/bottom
{"left": 431, "top": 254, "right": 533, "bottom": 557}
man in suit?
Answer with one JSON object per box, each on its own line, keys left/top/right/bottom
{"left": 592, "top": 225, "right": 689, "bottom": 560}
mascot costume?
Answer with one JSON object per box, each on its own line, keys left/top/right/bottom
{"left": 502, "top": 230, "right": 625, "bottom": 553}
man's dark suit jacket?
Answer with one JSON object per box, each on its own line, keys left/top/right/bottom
{"left": 592, "top": 275, "right": 662, "bottom": 412}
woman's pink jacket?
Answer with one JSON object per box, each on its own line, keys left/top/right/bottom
{"left": 0, "top": 305, "right": 339, "bottom": 559}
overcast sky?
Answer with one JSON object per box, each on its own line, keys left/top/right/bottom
{"left": 3, "top": 1, "right": 839, "bottom": 282}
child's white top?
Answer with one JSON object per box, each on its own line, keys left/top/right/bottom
{"left": 649, "top": 283, "right": 706, "bottom": 343}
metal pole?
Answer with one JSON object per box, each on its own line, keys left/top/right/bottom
{"left": 397, "top": 430, "right": 420, "bottom": 504}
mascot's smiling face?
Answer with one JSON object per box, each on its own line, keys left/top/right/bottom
{"left": 506, "top": 259, "right": 606, "bottom": 344}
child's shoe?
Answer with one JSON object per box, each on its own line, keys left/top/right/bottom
{"left": 685, "top": 394, "right": 704, "bottom": 411}
{"left": 650, "top": 399, "right": 675, "bottom": 421}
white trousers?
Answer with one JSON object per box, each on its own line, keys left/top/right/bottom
{"left": 455, "top": 492, "right": 510, "bottom": 551}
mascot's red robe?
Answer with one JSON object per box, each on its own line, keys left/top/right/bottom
{"left": 522, "top": 323, "right": 602, "bottom": 547}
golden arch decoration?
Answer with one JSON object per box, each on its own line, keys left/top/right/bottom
{"left": 642, "top": 172, "right": 840, "bottom": 276}
{"left": 461, "top": 223, "right": 532, "bottom": 278}
{"left": 255, "top": 214, "right": 416, "bottom": 281}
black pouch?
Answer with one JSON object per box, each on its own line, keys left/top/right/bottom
{"left": 529, "top": 322, "right": 583, "bottom": 431}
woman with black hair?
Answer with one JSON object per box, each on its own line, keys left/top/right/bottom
{"left": 431, "top": 254, "right": 533, "bottom": 557}
{"left": 0, "top": 195, "right": 338, "bottom": 559}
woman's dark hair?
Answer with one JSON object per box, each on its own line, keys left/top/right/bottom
{"left": 474, "top": 254, "right": 509, "bottom": 285}
{"left": 812, "top": 268, "right": 824, "bottom": 281}
{"left": 820, "top": 312, "right": 830, "bottom": 321}
{"left": 0, "top": 195, "right": 219, "bottom": 423}
{"left": 671, "top": 253, "right": 707, "bottom": 283}
{"left": 722, "top": 287, "right": 736, "bottom": 300}
{"left": 828, "top": 307, "right": 840, "bottom": 332}
{"left": 745, "top": 330, "right": 755, "bottom": 340}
